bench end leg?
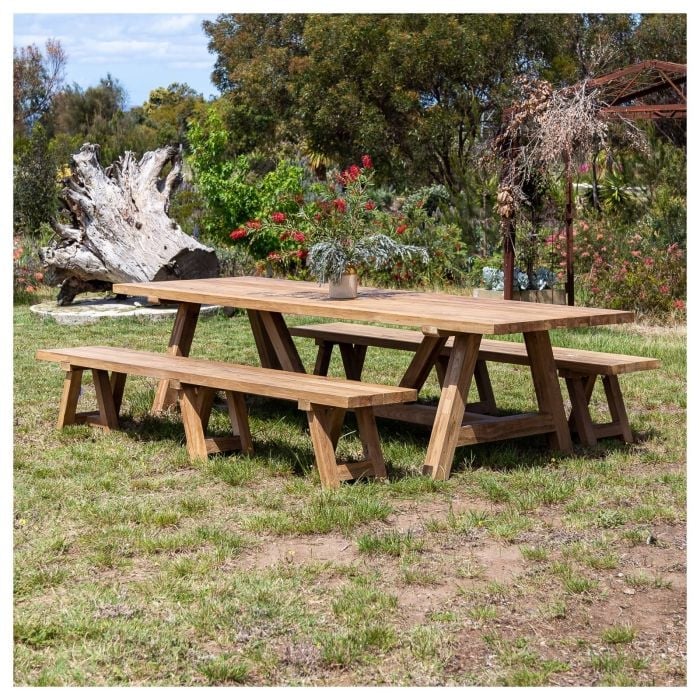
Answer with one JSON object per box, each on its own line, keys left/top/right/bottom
{"left": 57, "top": 368, "right": 83, "bottom": 429}
{"left": 226, "top": 391, "right": 254, "bottom": 455}
{"left": 306, "top": 405, "right": 342, "bottom": 488}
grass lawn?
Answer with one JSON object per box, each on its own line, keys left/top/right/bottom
{"left": 13, "top": 294, "right": 686, "bottom": 686}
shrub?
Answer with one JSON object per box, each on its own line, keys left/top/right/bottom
{"left": 14, "top": 232, "right": 48, "bottom": 303}
{"left": 187, "top": 106, "right": 304, "bottom": 242}
{"left": 13, "top": 124, "right": 59, "bottom": 237}
{"left": 574, "top": 220, "right": 686, "bottom": 319}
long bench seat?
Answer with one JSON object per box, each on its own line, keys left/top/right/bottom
{"left": 289, "top": 322, "right": 661, "bottom": 447}
{"left": 36, "top": 346, "right": 417, "bottom": 488}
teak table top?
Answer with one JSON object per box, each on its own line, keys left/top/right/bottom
{"left": 113, "top": 277, "right": 633, "bottom": 335}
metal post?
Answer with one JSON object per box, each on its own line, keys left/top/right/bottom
{"left": 565, "top": 166, "right": 575, "bottom": 306}
{"left": 503, "top": 218, "right": 515, "bottom": 301}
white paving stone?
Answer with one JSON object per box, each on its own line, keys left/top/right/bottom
{"left": 30, "top": 296, "right": 221, "bottom": 325}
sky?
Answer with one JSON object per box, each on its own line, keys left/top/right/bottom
{"left": 13, "top": 13, "right": 220, "bottom": 107}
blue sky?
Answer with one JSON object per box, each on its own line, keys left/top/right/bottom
{"left": 13, "top": 13, "right": 220, "bottom": 107}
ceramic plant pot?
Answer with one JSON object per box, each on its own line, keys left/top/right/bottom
{"left": 328, "top": 272, "right": 359, "bottom": 299}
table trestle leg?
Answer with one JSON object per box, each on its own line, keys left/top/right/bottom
{"left": 524, "top": 331, "right": 573, "bottom": 453}
{"left": 423, "top": 333, "right": 481, "bottom": 480}
{"left": 152, "top": 302, "right": 201, "bottom": 413}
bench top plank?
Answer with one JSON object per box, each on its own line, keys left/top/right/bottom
{"left": 289, "top": 322, "right": 660, "bottom": 375}
{"left": 113, "top": 277, "right": 633, "bottom": 335}
{"left": 36, "top": 346, "right": 417, "bottom": 409}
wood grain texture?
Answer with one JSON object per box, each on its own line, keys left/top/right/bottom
{"left": 93, "top": 369, "right": 119, "bottom": 430}
{"left": 289, "top": 322, "right": 660, "bottom": 375}
{"left": 114, "top": 277, "right": 634, "bottom": 335}
{"left": 306, "top": 406, "right": 342, "bottom": 488}
{"left": 152, "top": 301, "right": 201, "bottom": 412}
{"left": 57, "top": 369, "right": 83, "bottom": 429}
{"left": 524, "top": 330, "right": 572, "bottom": 452}
{"left": 36, "top": 347, "right": 417, "bottom": 409}
{"left": 423, "top": 333, "right": 481, "bottom": 480}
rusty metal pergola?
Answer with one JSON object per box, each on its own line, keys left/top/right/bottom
{"left": 501, "top": 60, "right": 687, "bottom": 304}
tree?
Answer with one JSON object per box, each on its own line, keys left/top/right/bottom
{"left": 13, "top": 123, "right": 59, "bottom": 236}
{"left": 50, "top": 75, "right": 141, "bottom": 164}
{"left": 203, "top": 14, "right": 308, "bottom": 153}
{"left": 13, "top": 39, "right": 66, "bottom": 136}
{"left": 142, "top": 83, "right": 205, "bottom": 148}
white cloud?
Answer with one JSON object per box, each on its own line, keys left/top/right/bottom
{"left": 13, "top": 12, "right": 219, "bottom": 105}
{"left": 149, "top": 14, "right": 201, "bottom": 35}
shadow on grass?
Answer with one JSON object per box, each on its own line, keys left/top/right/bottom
{"left": 107, "top": 394, "right": 659, "bottom": 488}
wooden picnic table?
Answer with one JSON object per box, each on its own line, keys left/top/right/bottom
{"left": 113, "top": 277, "right": 634, "bottom": 480}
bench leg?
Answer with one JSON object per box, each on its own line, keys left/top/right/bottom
{"left": 563, "top": 373, "right": 634, "bottom": 445}
{"left": 110, "top": 372, "right": 127, "bottom": 414}
{"left": 355, "top": 406, "right": 387, "bottom": 480}
{"left": 602, "top": 375, "right": 634, "bottom": 443}
{"left": 179, "top": 385, "right": 210, "bottom": 460}
{"left": 57, "top": 368, "right": 83, "bottom": 429}
{"left": 180, "top": 385, "right": 254, "bottom": 460}
{"left": 58, "top": 368, "right": 125, "bottom": 430}
{"left": 225, "top": 390, "right": 254, "bottom": 455}
{"left": 306, "top": 405, "right": 342, "bottom": 488}
{"left": 305, "top": 405, "right": 384, "bottom": 488}
{"left": 565, "top": 375, "right": 598, "bottom": 447}
{"left": 93, "top": 369, "right": 120, "bottom": 430}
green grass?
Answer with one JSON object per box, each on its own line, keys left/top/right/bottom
{"left": 357, "top": 530, "right": 424, "bottom": 557}
{"left": 13, "top": 292, "right": 687, "bottom": 686}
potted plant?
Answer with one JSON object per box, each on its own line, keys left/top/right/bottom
{"left": 303, "top": 156, "right": 428, "bottom": 298}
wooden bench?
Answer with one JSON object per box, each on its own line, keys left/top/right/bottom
{"left": 289, "top": 322, "right": 660, "bottom": 447}
{"left": 36, "top": 346, "right": 417, "bottom": 488}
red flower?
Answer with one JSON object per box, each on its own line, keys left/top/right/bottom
{"left": 361, "top": 154, "right": 373, "bottom": 169}
{"left": 396, "top": 224, "right": 407, "bottom": 235}
{"left": 292, "top": 231, "right": 306, "bottom": 243}
{"left": 246, "top": 220, "right": 262, "bottom": 230}
{"left": 267, "top": 251, "right": 281, "bottom": 261}
{"left": 660, "top": 284, "right": 670, "bottom": 294}
{"left": 364, "top": 200, "right": 376, "bottom": 211}
{"left": 339, "top": 164, "right": 361, "bottom": 185}
{"left": 332, "top": 198, "right": 347, "bottom": 213}
{"left": 230, "top": 228, "right": 247, "bottom": 240}
{"left": 271, "top": 212, "right": 286, "bottom": 224}
{"left": 296, "top": 249, "right": 307, "bottom": 259}
{"left": 673, "top": 299, "right": 685, "bottom": 310}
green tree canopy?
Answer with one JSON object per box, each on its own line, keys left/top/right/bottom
{"left": 202, "top": 13, "right": 685, "bottom": 198}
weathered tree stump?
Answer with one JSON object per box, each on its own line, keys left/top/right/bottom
{"left": 41, "top": 143, "right": 219, "bottom": 304}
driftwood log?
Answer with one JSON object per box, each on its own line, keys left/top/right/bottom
{"left": 41, "top": 143, "right": 219, "bottom": 304}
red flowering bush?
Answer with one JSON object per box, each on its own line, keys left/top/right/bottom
{"left": 14, "top": 235, "right": 46, "bottom": 302}
{"left": 573, "top": 220, "right": 686, "bottom": 319}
